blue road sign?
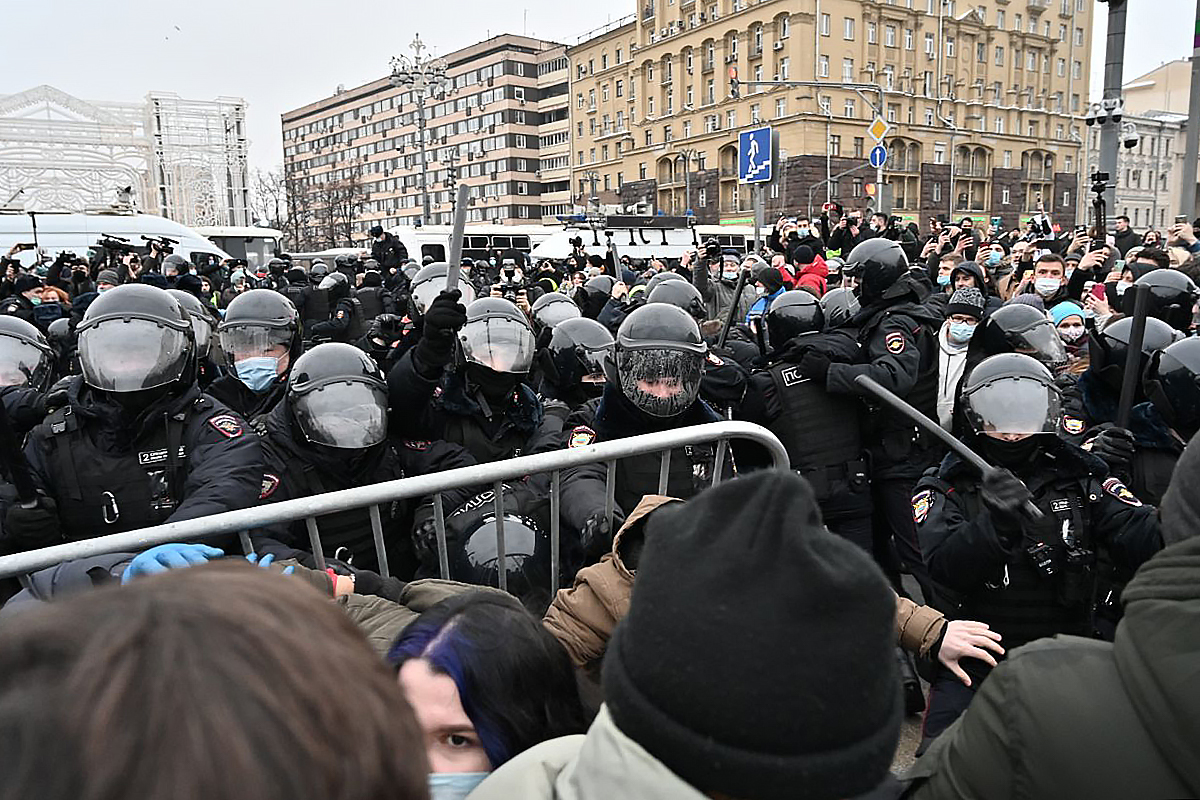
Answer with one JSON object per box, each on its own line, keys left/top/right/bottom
{"left": 869, "top": 144, "right": 888, "bottom": 169}
{"left": 738, "top": 126, "right": 773, "bottom": 184}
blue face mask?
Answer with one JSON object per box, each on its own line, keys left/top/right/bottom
{"left": 428, "top": 772, "right": 489, "bottom": 800}
{"left": 235, "top": 356, "right": 281, "bottom": 394}
{"left": 936, "top": 274, "right": 951, "bottom": 287}
{"left": 986, "top": 251, "right": 1003, "bottom": 266}
{"left": 948, "top": 321, "right": 976, "bottom": 344}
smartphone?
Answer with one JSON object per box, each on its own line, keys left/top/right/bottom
{"left": 15, "top": 242, "right": 36, "bottom": 251}
{"left": 1113, "top": 259, "right": 1126, "bottom": 275}
{"left": 1176, "top": 215, "right": 1189, "bottom": 224}
{"left": 1090, "top": 282, "right": 1107, "bottom": 300}
{"left": 990, "top": 216, "right": 1002, "bottom": 227}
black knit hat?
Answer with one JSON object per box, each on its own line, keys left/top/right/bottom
{"left": 946, "top": 287, "right": 985, "bottom": 320}
{"left": 602, "top": 470, "right": 901, "bottom": 800}
{"left": 13, "top": 274, "right": 42, "bottom": 294}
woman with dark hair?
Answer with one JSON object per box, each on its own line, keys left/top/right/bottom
{"left": 389, "top": 592, "right": 588, "bottom": 799}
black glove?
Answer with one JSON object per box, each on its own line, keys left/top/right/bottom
{"left": 580, "top": 508, "right": 625, "bottom": 559}
{"left": 797, "top": 349, "right": 832, "bottom": 383}
{"left": 351, "top": 568, "right": 408, "bottom": 603}
{"left": 423, "top": 290, "right": 467, "bottom": 343}
{"left": 980, "top": 467, "right": 1032, "bottom": 540}
{"left": 369, "top": 313, "right": 403, "bottom": 343}
{"left": 3, "top": 497, "right": 61, "bottom": 550}
{"left": 1089, "top": 424, "right": 1136, "bottom": 469}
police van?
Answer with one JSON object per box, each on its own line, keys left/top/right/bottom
{"left": 529, "top": 217, "right": 767, "bottom": 262}
{"left": 384, "top": 224, "right": 554, "bottom": 264}
{"left": 194, "top": 226, "right": 283, "bottom": 271}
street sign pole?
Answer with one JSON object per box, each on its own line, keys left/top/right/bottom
{"left": 753, "top": 184, "right": 765, "bottom": 254}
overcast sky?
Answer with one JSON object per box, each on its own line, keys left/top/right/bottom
{"left": 2, "top": 0, "right": 1191, "bottom": 177}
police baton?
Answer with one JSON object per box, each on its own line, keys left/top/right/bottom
{"left": 853, "top": 374, "right": 1042, "bottom": 519}
{"left": 0, "top": 399, "right": 38, "bottom": 507}
{"left": 443, "top": 182, "right": 472, "bottom": 296}
{"left": 1115, "top": 282, "right": 1150, "bottom": 430}
{"left": 717, "top": 263, "right": 749, "bottom": 349}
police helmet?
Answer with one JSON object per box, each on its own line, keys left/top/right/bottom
{"left": 450, "top": 505, "right": 551, "bottom": 612}
{"left": 644, "top": 270, "right": 687, "bottom": 295}
{"left": 1088, "top": 316, "right": 1182, "bottom": 394}
{"left": 846, "top": 239, "right": 908, "bottom": 305}
{"left": 309, "top": 261, "right": 329, "bottom": 283}
{"left": 457, "top": 297, "right": 535, "bottom": 374}
{"left": 0, "top": 315, "right": 54, "bottom": 391}
{"left": 647, "top": 280, "right": 707, "bottom": 322}
{"left": 1124, "top": 269, "right": 1199, "bottom": 332}
{"left": 333, "top": 254, "right": 352, "bottom": 269}
{"left": 972, "top": 304, "right": 1068, "bottom": 369}
{"left": 76, "top": 284, "right": 194, "bottom": 393}
{"left": 287, "top": 343, "right": 387, "bottom": 449}
{"left": 267, "top": 257, "right": 287, "bottom": 276}
{"left": 606, "top": 303, "right": 707, "bottom": 418}
{"left": 1145, "top": 337, "right": 1200, "bottom": 439}
{"left": 161, "top": 253, "right": 189, "bottom": 275}
{"left": 166, "top": 289, "right": 217, "bottom": 359}
{"left": 961, "top": 353, "right": 1062, "bottom": 437}
{"left": 582, "top": 274, "right": 617, "bottom": 297}
{"left": 317, "top": 270, "right": 350, "bottom": 301}
{"left": 45, "top": 317, "right": 71, "bottom": 348}
{"left": 762, "top": 290, "right": 824, "bottom": 352}
{"left": 819, "top": 287, "right": 860, "bottom": 329}
{"left": 217, "top": 289, "right": 302, "bottom": 372}
{"left": 409, "top": 262, "right": 478, "bottom": 317}
{"left": 530, "top": 291, "right": 582, "bottom": 338}
{"left": 540, "top": 317, "right": 614, "bottom": 397}
{"left": 286, "top": 266, "right": 307, "bottom": 284}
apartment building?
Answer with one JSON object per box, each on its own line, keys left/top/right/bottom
{"left": 281, "top": 34, "right": 565, "bottom": 248}
{"left": 566, "top": 0, "right": 1092, "bottom": 228}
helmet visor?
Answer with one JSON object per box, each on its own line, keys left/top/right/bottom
{"left": 964, "top": 377, "right": 1061, "bottom": 435}
{"left": 459, "top": 318, "right": 535, "bottom": 373}
{"left": 190, "top": 315, "right": 214, "bottom": 357}
{"left": 1009, "top": 321, "right": 1068, "bottom": 367}
{"left": 0, "top": 336, "right": 49, "bottom": 387}
{"left": 293, "top": 381, "right": 387, "bottom": 448}
{"left": 616, "top": 347, "right": 704, "bottom": 417}
{"left": 535, "top": 301, "right": 581, "bottom": 331}
{"left": 219, "top": 325, "right": 293, "bottom": 365}
{"left": 413, "top": 278, "right": 476, "bottom": 315}
{"left": 78, "top": 319, "right": 190, "bottom": 392}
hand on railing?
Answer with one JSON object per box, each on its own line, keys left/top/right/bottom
{"left": 121, "top": 543, "right": 225, "bottom": 584}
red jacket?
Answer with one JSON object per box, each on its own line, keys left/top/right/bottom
{"left": 781, "top": 254, "right": 828, "bottom": 296}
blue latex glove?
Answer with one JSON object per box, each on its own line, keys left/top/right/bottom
{"left": 246, "top": 552, "right": 295, "bottom": 575}
{"left": 122, "top": 543, "right": 225, "bottom": 584}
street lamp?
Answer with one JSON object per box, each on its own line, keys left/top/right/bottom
{"left": 389, "top": 35, "right": 451, "bottom": 226}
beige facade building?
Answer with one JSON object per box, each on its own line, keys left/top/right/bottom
{"left": 281, "top": 34, "right": 565, "bottom": 249}
{"left": 566, "top": 0, "right": 1092, "bottom": 229}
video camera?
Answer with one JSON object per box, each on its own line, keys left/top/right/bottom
{"left": 95, "top": 234, "right": 137, "bottom": 254}
{"left": 495, "top": 259, "right": 527, "bottom": 302}
{"left": 141, "top": 235, "right": 177, "bottom": 254}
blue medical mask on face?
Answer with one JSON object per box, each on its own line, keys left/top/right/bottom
{"left": 948, "top": 321, "right": 976, "bottom": 344}
{"left": 235, "top": 356, "right": 281, "bottom": 394}
{"left": 986, "top": 251, "right": 1003, "bottom": 266}
{"left": 428, "top": 772, "right": 489, "bottom": 800}
{"left": 937, "top": 274, "right": 951, "bottom": 287}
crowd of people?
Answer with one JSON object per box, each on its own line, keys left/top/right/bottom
{"left": 0, "top": 204, "right": 1197, "bottom": 799}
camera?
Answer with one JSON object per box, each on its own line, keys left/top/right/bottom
{"left": 703, "top": 237, "right": 721, "bottom": 260}
{"left": 495, "top": 260, "right": 526, "bottom": 302}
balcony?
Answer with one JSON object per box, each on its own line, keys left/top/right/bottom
{"left": 1027, "top": 0, "right": 1050, "bottom": 12}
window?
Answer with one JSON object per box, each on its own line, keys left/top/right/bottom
{"left": 1063, "top": 190, "right": 1071, "bottom": 207}
{"left": 844, "top": 17, "right": 855, "bottom": 39}
{"left": 829, "top": 135, "right": 841, "bottom": 156}
{"left": 516, "top": 181, "right": 528, "bottom": 195}
{"left": 645, "top": 130, "right": 653, "bottom": 146}
{"left": 648, "top": 96, "right": 654, "bottom": 115}
{"left": 867, "top": 21, "right": 877, "bottom": 43}
{"left": 885, "top": 25, "right": 896, "bottom": 47}
{"left": 1057, "top": 58, "right": 1065, "bottom": 77}
{"left": 853, "top": 137, "right": 865, "bottom": 158}
{"left": 844, "top": 98, "right": 856, "bottom": 118}
{"left": 602, "top": 84, "right": 610, "bottom": 102}
{"left": 1074, "top": 26, "right": 1084, "bottom": 46}
{"left": 779, "top": 57, "right": 790, "bottom": 80}
{"left": 1014, "top": 13, "right": 1022, "bottom": 30}
{"left": 1001, "top": 187, "right": 1010, "bottom": 204}
{"left": 753, "top": 25, "right": 763, "bottom": 52}
{"left": 945, "top": 37, "right": 955, "bottom": 58}
{"left": 686, "top": 84, "right": 694, "bottom": 105}
{"left": 925, "top": 107, "right": 934, "bottom": 125}
{"left": 995, "top": 46, "right": 1004, "bottom": 66}
{"left": 933, "top": 182, "right": 942, "bottom": 202}
{"left": 664, "top": 124, "right": 673, "bottom": 142}
{"left": 514, "top": 87, "right": 525, "bottom": 102}
{"left": 616, "top": 48, "right": 623, "bottom": 64}
{"left": 994, "top": 115, "right": 1004, "bottom": 134}
{"left": 639, "top": 162, "right": 647, "bottom": 179}
{"left": 996, "top": 9, "right": 1005, "bottom": 27}
{"left": 925, "top": 33, "right": 935, "bottom": 55}
{"left": 1027, "top": 51, "right": 1036, "bottom": 71}
{"left": 750, "top": 103, "right": 760, "bottom": 123}
{"left": 780, "top": 16, "right": 790, "bottom": 38}
{"left": 842, "top": 57, "right": 854, "bottom": 81}
{"left": 818, "top": 55, "right": 830, "bottom": 77}
{"left": 933, "top": 143, "right": 946, "bottom": 164}
{"left": 976, "top": 42, "right": 986, "bottom": 62}
{"left": 775, "top": 97, "right": 786, "bottom": 117}
{"left": 704, "top": 114, "right": 718, "bottom": 132}
{"left": 726, "top": 109, "right": 737, "bottom": 128}
{"left": 820, "top": 13, "right": 830, "bottom": 35}
{"left": 706, "top": 78, "right": 715, "bottom": 104}
{"left": 904, "top": 28, "right": 914, "bottom": 50}
{"left": 589, "top": 147, "right": 596, "bottom": 162}
{"left": 683, "top": 119, "right": 692, "bottom": 137}
{"left": 1072, "top": 61, "right": 1082, "bottom": 79}
{"left": 577, "top": 92, "right": 584, "bottom": 109}
{"left": 698, "top": 188, "right": 707, "bottom": 207}
{"left": 887, "top": 102, "right": 899, "bottom": 122}
{"left": 588, "top": 88, "right": 596, "bottom": 107}
{"left": 601, "top": 54, "right": 609, "bottom": 70}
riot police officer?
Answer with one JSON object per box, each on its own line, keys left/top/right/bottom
{"left": 206, "top": 289, "right": 302, "bottom": 421}
{"left": 0, "top": 316, "right": 55, "bottom": 434}
{"left": 282, "top": 266, "right": 309, "bottom": 313}
{"left": 1122, "top": 268, "right": 1198, "bottom": 333}
{"left": 310, "top": 271, "right": 363, "bottom": 344}
{"left": 300, "top": 261, "right": 331, "bottom": 337}
{"left": 261, "top": 257, "right": 290, "bottom": 293}
{"left": 819, "top": 286, "right": 861, "bottom": 329}
{"left": 575, "top": 275, "right": 616, "bottom": 320}
{"left": 354, "top": 267, "right": 396, "bottom": 323}
{"left": 251, "top": 343, "right": 475, "bottom": 578}
{"left": 4, "top": 284, "right": 262, "bottom": 552}
{"left": 387, "top": 295, "right": 551, "bottom": 463}
{"left": 166, "top": 288, "right": 220, "bottom": 389}
{"left": 792, "top": 238, "right": 943, "bottom": 596}
{"left": 531, "top": 291, "right": 582, "bottom": 345}
{"left": 914, "top": 353, "right": 1161, "bottom": 744}
{"left": 536, "top": 316, "right": 613, "bottom": 410}
{"left": 559, "top": 303, "right": 726, "bottom": 558}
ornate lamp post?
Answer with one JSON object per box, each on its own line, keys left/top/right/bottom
{"left": 390, "top": 35, "right": 450, "bottom": 226}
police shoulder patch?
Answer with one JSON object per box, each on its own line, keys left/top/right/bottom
{"left": 207, "top": 413, "right": 244, "bottom": 439}
{"left": 260, "top": 473, "right": 280, "bottom": 500}
{"left": 336, "top": 309, "right": 346, "bottom": 319}
{"left": 1102, "top": 477, "right": 1142, "bottom": 507}
{"left": 911, "top": 489, "right": 933, "bottom": 524}
{"left": 885, "top": 331, "right": 906, "bottom": 354}
{"left": 706, "top": 352, "right": 725, "bottom": 366}
{"left": 404, "top": 440, "right": 431, "bottom": 451}
{"left": 1062, "top": 415, "right": 1085, "bottom": 435}
{"left": 569, "top": 425, "right": 596, "bottom": 448}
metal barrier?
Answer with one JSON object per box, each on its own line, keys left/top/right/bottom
{"left": 0, "top": 422, "right": 789, "bottom": 590}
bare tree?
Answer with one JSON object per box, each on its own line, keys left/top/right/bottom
{"left": 284, "top": 173, "right": 318, "bottom": 252}
{"left": 250, "top": 168, "right": 288, "bottom": 232}
{"left": 313, "top": 162, "right": 366, "bottom": 249}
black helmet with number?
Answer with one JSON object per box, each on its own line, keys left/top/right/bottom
{"left": 409, "top": 262, "right": 478, "bottom": 318}
{"left": 846, "top": 239, "right": 908, "bottom": 305}
{"left": 1124, "top": 269, "right": 1199, "bottom": 332}
{"left": 539, "top": 317, "right": 614, "bottom": 401}
{"left": 531, "top": 291, "right": 582, "bottom": 339}
{"left": 1145, "top": 337, "right": 1200, "bottom": 439}
{"left": 0, "top": 315, "right": 54, "bottom": 391}
{"left": 217, "top": 289, "right": 302, "bottom": 372}
{"left": 287, "top": 343, "right": 387, "bottom": 449}
{"left": 819, "top": 286, "right": 861, "bottom": 329}
{"left": 457, "top": 297, "right": 536, "bottom": 375}
{"left": 762, "top": 290, "right": 824, "bottom": 352}
{"left": 166, "top": 288, "right": 217, "bottom": 359}
{"left": 644, "top": 270, "right": 687, "bottom": 295}
{"left": 76, "top": 284, "right": 194, "bottom": 393}
{"left": 961, "top": 353, "right": 1062, "bottom": 437}
{"left": 970, "top": 303, "right": 1068, "bottom": 369}
{"left": 647, "top": 280, "right": 707, "bottom": 322}
{"left": 1088, "top": 316, "right": 1182, "bottom": 394}
{"left": 606, "top": 303, "right": 707, "bottom": 418}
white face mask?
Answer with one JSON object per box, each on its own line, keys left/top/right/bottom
{"left": 1034, "top": 277, "right": 1061, "bottom": 297}
{"left": 1059, "top": 324, "right": 1086, "bottom": 342}
{"left": 755, "top": 284, "right": 767, "bottom": 296}
{"left": 1115, "top": 280, "right": 1133, "bottom": 296}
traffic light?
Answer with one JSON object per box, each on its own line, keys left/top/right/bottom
{"left": 865, "top": 183, "right": 877, "bottom": 198}
{"left": 728, "top": 66, "right": 739, "bottom": 100}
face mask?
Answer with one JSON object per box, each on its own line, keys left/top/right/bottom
{"left": 755, "top": 284, "right": 767, "bottom": 296}
{"left": 797, "top": 227, "right": 810, "bottom": 237}
{"left": 937, "top": 275, "right": 951, "bottom": 287}
{"left": 948, "top": 322, "right": 976, "bottom": 344}
{"left": 721, "top": 270, "right": 738, "bottom": 281}
{"left": 980, "top": 435, "right": 1043, "bottom": 468}
{"left": 986, "top": 251, "right": 1003, "bottom": 266}
{"left": 236, "top": 356, "right": 281, "bottom": 394}
{"left": 27, "top": 295, "right": 41, "bottom": 306}
{"left": 1059, "top": 324, "right": 1085, "bottom": 342}
{"left": 428, "top": 772, "right": 489, "bottom": 800}
{"left": 1065, "top": 267, "right": 1076, "bottom": 281}
{"left": 1034, "top": 277, "right": 1061, "bottom": 297}
{"left": 1115, "top": 280, "right": 1133, "bottom": 296}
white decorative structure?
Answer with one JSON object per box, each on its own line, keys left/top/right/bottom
{"left": 0, "top": 85, "right": 249, "bottom": 227}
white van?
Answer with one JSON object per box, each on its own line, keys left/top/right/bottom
{"left": 193, "top": 226, "right": 283, "bottom": 270}
{"left": 0, "top": 208, "right": 231, "bottom": 268}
